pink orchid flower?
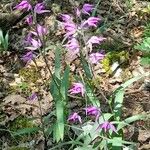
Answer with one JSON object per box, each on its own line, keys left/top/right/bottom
{"left": 25, "top": 38, "right": 42, "bottom": 50}
{"left": 65, "top": 38, "right": 80, "bottom": 54}
{"left": 25, "top": 15, "right": 33, "bottom": 25}
{"left": 97, "top": 121, "right": 117, "bottom": 133}
{"left": 82, "top": 4, "right": 94, "bottom": 15}
{"left": 21, "top": 51, "right": 35, "bottom": 63}
{"left": 14, "top": 0, "right": 32, "bottom": 11}
{"left": 68, "top": 82, "right": 85, "bottom": 96}
{"left": 63, "top": 22, "right": 77, "bottom": 38}
{"left": 89, "top": 52, "right": 105, "bottom": 64}
{"left": 34, "top": 3, "right": 50, "bottom": 14}
{"left": 82, "top": 17, "right": 100, "bottom": 28}
{"left": 84, "top": 106, "right": 101, "bottom": 120}
{"left": 61, "top": 14, "right": 73, "bottom": 22}
{"left": 68, "top": 112, "right": 82, "bottom": 123}
{"left": 87, "top": 36, "right": 106, "bottom": 50}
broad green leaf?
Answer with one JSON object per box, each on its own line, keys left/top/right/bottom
{"left": 113, "top": 74, "right": 148, "bottom": 120}
{"left": 141, "top": 57, "right": 150, "bottom": 65}
{"left": 56, "top": 100, "right": 64, "bottom": 141}
{"left": 117, "top": 114, "right": 146, "bottom": 131}
{"left": 135, "top": 37, "right": 150, "bottom": 52}
{"left": 60, "top": 65, "right": 70, "bottom": 100}
{"left": 113, "top": 88, "right": 124, "bottom": 120}
{"left": 112, "top": 137, "right": 122, "bottom": 150}
{"left": 0, "top": 29, "right": 4, "bottom": 44}
{"left": 4, "top": 32, "right": 9, "bottom": 50}
{"left": 121, "top": 74, "right": 146, "bottom": 89}
{"left": 13, "top": 127, "right": 40, "bottom": 136}
{"left": 54, "top": 47, "right": 61, "bottom": 79}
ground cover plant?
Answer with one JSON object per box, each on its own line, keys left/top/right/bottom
{"left": 0, "top": 0, "right": 150, "bottom": 150}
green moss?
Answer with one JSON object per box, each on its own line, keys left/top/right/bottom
{"left": 19, "top": 67, "right": 39, "bottom": 83}
{"left": 9, "top": 116, "right": 35, "bottom": 131}
{"left": 101, "top": 51, "right": 129, "bottom": 75}
{"left": 9, "top": 116, "right": 37, "bottom": 145}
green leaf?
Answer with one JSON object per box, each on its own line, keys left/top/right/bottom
{"left": 135, "top": 37, "right": 150, "bottom": 52}
{"left": 141, "top": 57, "right": 150, "bottom": 65}
{"left": 4, "top": 31, "right": 9, "bottom": 50}
{"left": 56, "top": 100, "right": 64, "bottom": 142}
{"left": 13, "top": 127, "right": 40, "bottom": 136}
{"left": 117, "top": 114, "right": 146, "bottom": 131}
{"left": 54, "top": 47, "right": 61, "bottom": 79}
{"left": 60, "top": 65, "right": 70, "bottom": 100}
{"left": 113, "top": 88, "right": 124, "bottom": 120}
{"left": 113, "top": 74, "right": 146, "bottom": 120}
{"left": 112, "top": 137, "right": 122, "bottom": 150}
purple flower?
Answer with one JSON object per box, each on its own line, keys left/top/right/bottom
{"left": 65, "top": 38, "right": 80, "bottom": 54}
{"left": 30, "top": 24, "right": 47, "bottom": 37}
{"left": 34, "top": 3, "right": 50, "bottom": 14}
{"left": 14, "top": 0, "right": 32, "bottom": 11}
{"left": 82, "top": 17, "right": 100, "bottom": 28}
{"left": 84, "top": 106, "right": 101, "bottom": 120}
{"left": 63, "top": 22, "right": 77, "bottom": 37}
{"left": 61, "top": 14, "right": 73, "bottom": 22}
{"left": 89, "top": 52, "right": 105, "bottom": 64}
{"left": 28, "top": 92, "right": 38, "bottom": 101}
{"left": 24, "top": 32, "right": 33, "bottom": 45}
{"left": 82, "top": 4, "right": 94, "bottom": 15}
{"left": 75, "top": 8, "right": 81, "bottom": 17}
{"left": 68, "top": 112, "right": 82, "bottom": 123}
{"left": 68, "top": 82, "right": 85, "bottom": 96}
{"left": 25, "top": 38, "right": 42, "bottom": 50}
{"left": 25, "top": 15, "right": 33, "bottom": 25}
{"left": 87, "top": 36, "right": 106, "bottom": 50}
{"left": 21, "top": 51, "right": 35, "bottom": 62}
{"left": 98, "top": 121, "right": 117, "bottom": 133}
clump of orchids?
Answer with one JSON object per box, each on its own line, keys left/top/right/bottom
{"left": 58, "top": 4, "right": 116, "bottom": 133}
{"left": 14, "top": 1, "right": 115, "bottom": 134}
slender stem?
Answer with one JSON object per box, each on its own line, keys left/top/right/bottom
{"left": 38, "top": 98, "right": 48, "bottom": 150}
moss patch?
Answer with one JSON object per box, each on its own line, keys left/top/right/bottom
{"left": 19, "top": 67, "right": 39, "bottom": 83}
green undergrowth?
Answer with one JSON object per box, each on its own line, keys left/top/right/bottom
{"left": 19, "top": 67, "right": 39, "bottom": 83}
{"left": 8, "top": 116, "right": 37, "bottom": 145}
{"left": 102, "top": 50, "right": 129, "bottom": 74}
